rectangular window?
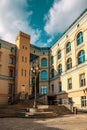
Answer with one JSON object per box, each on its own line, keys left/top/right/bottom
{"left": 9, "top": 69, "right": 14, "bottom": 77}
{"left": 25, "top": 70, "right": 26, "bottom": 76}
{"left": 11, "top": 47, "right": 14, "bottom": 53}
{"left": 81, "top": 96, "right": 87, "bottom": 107}
{"left": 0, "top": 54, "right": 1, "bottom": 62}
{"left": 68, "top": 78, "right": 72, "bottom": 90}
{"left": 41, "top": 86, "right": 47, "bottom": 94}
{"left": 22, "top": 56, "right": 24, "bottom": 62}
{"left": 68, "top": 97, "right": 73, "bottom": 104}
{"left": 9, "top": 57, "right": 14, "bottom": 64}
{"left": 58, "top": 82, "right": 62, "bottom": 92}
{"left": 8, "top": 84, "right": 13, "bottom": 94}
{"left": 80, "top": 73, "right": 86, "bottom": 87}
{"left": 51, "top": 84, "right": 54, "bottom": 93}
{"left": 25, "top": 57, "right": 27, "bottom": 62}
{"left": 0, "top": 43, "right": 1, "bottom": 48}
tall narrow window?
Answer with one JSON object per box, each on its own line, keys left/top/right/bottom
{"left": 9, "top": 69, "right": 14, "bottom": 77}
{"left": 66, "top": 58, "right": 72, "bottom": 70}
{"left": 8, "top": 84, "right": 13, "bottom": 94}
{"left": 58, "top": 82, "right": 62, "bottom": 92}
{"left": 66, "top": 42, "right": 71, "bottom": 53}
{"left": 51, "top": 56, "right": 53, "bottom": 65}
{"left": 51, "top": 84, "right": 54, "bottom": 93}
{"left": 80, "top": 73, "right": 86, "bottom": 87}
{"left": 0, "top": 43, "right": 1, "bottom": 49}
{"left": 77, "top": 32, "right": 83, "bottom": 45}
{"left": 22, "top": 56, "right": 24, "bottom": 62}
{"left": 78, "top": 50, "right": 85, "bottom": 64}
{"left": 9, "top": 57, "right": 14, "bottom": 64}
{"left": 58, "top": 64, "right": 62, "bottom": 75}
{"left": 57, "top": 50, "right": 61, "bottom": 59}
{"left": 41, "top": 58, "right": 47, "bottom": 67}
{"left": 68, "top": 78, "right": 72, "bottom": 90}
{"left": 41, "top": 86, "right": 47, "bottom": 94}
{"left": 41, "top": 70, "right": 48, "bottom": 79}
{"left": 81, "top": 96, "right": 87, "bottom": 107}
{"left": 51, "top": 68, "right": 54, "bottom": 78}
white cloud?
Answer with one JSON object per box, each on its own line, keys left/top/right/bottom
{"left": 44, "top": 0, "right": 87, "bottom": 35}
{"left": 0, "top": 0, "right": 41, "bottom": 44}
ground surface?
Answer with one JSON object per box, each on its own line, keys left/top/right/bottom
{"left": 0, "top": 114, "right": 87, "bottom": 130}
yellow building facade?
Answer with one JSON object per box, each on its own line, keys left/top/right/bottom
{"left": 0, "top": 9, "right": 87, "bottom": 109}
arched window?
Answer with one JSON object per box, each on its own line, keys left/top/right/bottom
{"left": 41, "top": 58, "right": 47, "bottom": 67}
{"left": 66, "top": 58, "right": 72, "bottom": 70}
{"left": 78, "top": 50, "right": 85, "bottom": 64}
{"left": 66, "top": 42, "right": 71, "bottom": 53}
{"left": 51, "top": 68, "right": 54, "bottom": 78}
{"left": 57, "top": 50, "right": 61, "bottom": 59}
{"left": 58, "top": 64, "right": 62, "bottom": 75}
{"left": 77, "top": 32, "right": 83, "bottom": 45}
{"left": 41, "top": 70, "right": 48, "bottom": 79}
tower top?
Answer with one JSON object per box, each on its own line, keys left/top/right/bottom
{"left": 16, "top": 31, "right": 30, "bottom": 41}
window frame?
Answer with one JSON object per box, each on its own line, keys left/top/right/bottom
{"left": 80, "top": 73, "right": 86, "bottom": 87}
{"left": 66, "top": 58, "right": 72, "bottom": 70}
{"left": 68, "top": 78, "right": 72, "bottom": 90}
{"left": 41, "top": 58, "right": 47, "bottom": 67}
{"left": 57, "top": 50, "right": 61, "bottom": 59}
{"left": 77, "top": 32, "right": 83, "bottom": 45}
{"left": 66, "top": 42, "right": 71, "bottom": 54}
{"left": 41, "top": 70, "right": 48, "bottom": 79}
{"left": 78, "top": 50, "right": 85, "bottom": 64}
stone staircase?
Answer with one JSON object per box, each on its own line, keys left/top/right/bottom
{"left": 0, "top": 99, "right": 73, "bottom": 118}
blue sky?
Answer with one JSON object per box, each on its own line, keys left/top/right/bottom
{"left": 0, "top": 0, "right": 87, "bottom": 47}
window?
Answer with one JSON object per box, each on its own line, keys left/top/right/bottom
{"left": 25, "top": 47, "right": 27, "bottom": 50}
{"left": 78, "top": 50, "right": 85, "bottom": 64}
{"left": 25, "top": 57, "right": 26, "bottom": 62}
{"left": 0, "top": 43, "right": 1, "bottom": 48}
{"left": 22, "top": 56, "right": 24, "bottom": 62}
{"left": 22, "top": 46, "right": 24, "bottom": 49}
{"left": 41, "top": 58, "right": 47, "bottom": 67}
{"left": 66, "top": 42, "right": 71, "bottom": 53}
{"left": 0, "top": 54, "right": 1, "bottom": 62}
{"left": 25, "top": 70, "right": 26, "bottom": 76}
{"left": 58, "top": 64, "right": 62, "bottom": 75}
{"left": 77, "top": 32, "right": 83, "bottom": 45}
{"left": 9, "top": 69, "right": 14, "bottom": 77}
{"left": 8, "top": 84, "right": 13, "bottom": 94}
{"left": 41, "top": 86, "right": 47, "bottom": 94}
{"left": 21, "top": 69, "right": 26, "bottom": 77}
{"left": 68, "top": 98, "right": 73, "bottom": 104}
{"left": 51, "top": 56, "right": 53, "bottom": 65}
{"left": 41, "top": 70, "right": 48, "bottom": 79}
{"left": 51, "top": 68, "right": 54, "bottom": 78}
{"left": 51, "top": 84, "right": 54, "bottom": 93}
{"left": 57, "top": 50, "right": 61, "bottom": 59}
{"left": 81, "top": 96, "right": 87, "bottom": 107}
{"left": 68, "top": 78, "right": 72, "bottom": 90}
{"left": 9, "top": 57, "right": 14, "bottom": 64}
{"left": 58, "top": 82, "right": 62, "bottom": 92}
{"left": 66, "top": 58, "right": 72, "bottom": 70}
{"left": 80, "top": 73, "right": 86, "bottom": 87}
{"left": 11, "top": 47, "right": 14, "bottom": 53}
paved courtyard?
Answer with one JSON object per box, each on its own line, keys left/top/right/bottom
{"left": 0, "top": 114, "right": 87, "bottom": 130}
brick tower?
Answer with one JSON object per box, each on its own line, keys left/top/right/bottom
{"left": 15, "top": 31, "right": 30, "bottom": 99}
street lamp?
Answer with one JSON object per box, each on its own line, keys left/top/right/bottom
{"left": 31, "top": 64, "right": 40, "bottom": 109}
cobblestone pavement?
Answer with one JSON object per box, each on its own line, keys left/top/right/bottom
{"left": 0, "top": 114, "right": 87, "bottom": 130}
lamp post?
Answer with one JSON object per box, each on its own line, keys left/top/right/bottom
{"left": 31, "top": 65, "right": 40, "bottom": 109}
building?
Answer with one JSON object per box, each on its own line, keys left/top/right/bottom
{"left": 0, "top": 9, "right": 87, "bottom": 109}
